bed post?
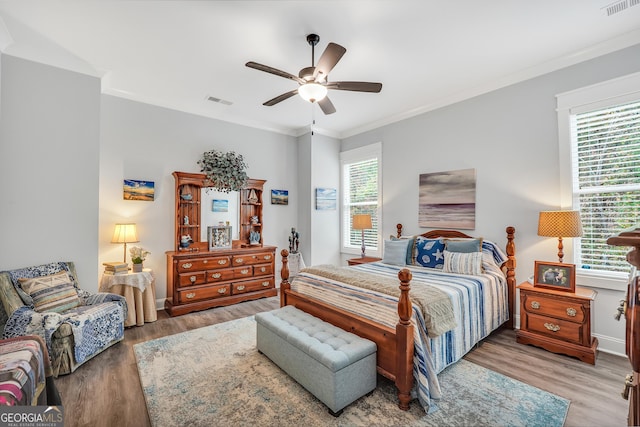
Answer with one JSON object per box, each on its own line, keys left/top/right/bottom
{"left": 396, "top": 268, "right": 414, "bottom": 411}
{"left": 280, "top": 249, "right": 290, "bottom": 308}
{"left": 505, "top": 226, "right": 516, "bottom": 330}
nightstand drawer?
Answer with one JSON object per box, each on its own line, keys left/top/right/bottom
{"left": 522, "top": 293, "right": 586, "bottom": 323}
{"left": 526, "top": 313, "right": 585, "bottom": 345}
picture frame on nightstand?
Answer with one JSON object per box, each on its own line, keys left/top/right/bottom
{"left": 534, "top": 260, "right": 575, "bottom": 293}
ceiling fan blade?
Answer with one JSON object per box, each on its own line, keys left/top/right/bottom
{"left": 317, "top": 97, "right": 336, "bottom": 115}
{"left": 313, "top": 43, "right": 346, "bottom": 80}
{"left": 246, "top": 61, "right": 305, "bottom": 84}
{"left": 263, "top": 89, "right": 298, "bottom": 106}
{"left": 326, "top": 81, "right": 382, "bottom": 93}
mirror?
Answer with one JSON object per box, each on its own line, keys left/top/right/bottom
{"left": 199, "top": 188, "right": 239, "bottom": 242}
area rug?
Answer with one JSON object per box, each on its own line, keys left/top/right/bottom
{"left": 134, "top": 316, "right": 569, "bottom": 427}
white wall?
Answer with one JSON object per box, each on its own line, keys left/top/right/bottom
{"left": 99, "top": 95, "right": 298, "bottom": 302}
{"left": 341, "top": 43, "right": 640, "bottom": 355}
{"left": 0, "top": 54, "right": 101, "bottom": 286}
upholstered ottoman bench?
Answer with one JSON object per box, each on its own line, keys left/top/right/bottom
{"left": 255, "top": 305, "right": 377, "bottom": 416}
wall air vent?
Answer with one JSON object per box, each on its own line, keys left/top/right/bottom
{"left": 206, "top": 96, "right": 233, "bottom": 106}
{"left": 602, "top": 0, "right": 639, "bottom": 16}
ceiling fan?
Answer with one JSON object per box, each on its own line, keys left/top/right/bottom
{"left": 246, "top": 34, "right": 382, "bottom": 115}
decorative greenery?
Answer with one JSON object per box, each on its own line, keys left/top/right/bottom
{"left": 198, "top": 150, "right": 248, "bottom": 193}
{"left": 130, "top": 246, "right": 150, "bottom": 264}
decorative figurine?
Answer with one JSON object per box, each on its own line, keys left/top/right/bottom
{"left": 248, "top": 189, "right": 259, "bottom": 204}
{"left": 180, "top": 234, "right": 193, "bottom": 248}
{"left": 251, "top": 215, "right": 259, "bottom": 225}
{"left": 288, "top": 227, "right": 300, "bottom": 253}
{"left": 183, "top": 215, "right": 189, "bottom": 225}
{"left": 249, "top": 230, "right": 261, "bottom": 245}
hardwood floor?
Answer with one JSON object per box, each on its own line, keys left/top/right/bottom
{"left": 54, "top": 296, "right": 630, "bottom": 427}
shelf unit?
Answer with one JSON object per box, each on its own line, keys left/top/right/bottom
{"left": 173, "top": 171, "right": 207, "bottom": 252}
{"left": 239, "top": 178, "right": 265, "bottom": 247}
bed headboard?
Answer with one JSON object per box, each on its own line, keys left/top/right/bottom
{"left": 396, "top": 223, "right": 516, "bottom": 330}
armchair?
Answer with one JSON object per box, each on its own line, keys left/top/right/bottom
{"left": 0, "top": 262, "right": 127, "bottom": 376}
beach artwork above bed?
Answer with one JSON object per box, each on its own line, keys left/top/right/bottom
{"left": 419, "top": 168, "right": 476, "bottom": 229}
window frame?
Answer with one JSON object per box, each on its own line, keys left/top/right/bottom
{"left": 340, "top": 142, "right": 382, "bottom": 257}
{"left": 557, "top": 71, "right": 640, "bottom": 291}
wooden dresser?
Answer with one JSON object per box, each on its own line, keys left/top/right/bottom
{"left": 516, "top": 281, "right": 597, "bottom": 364}
{"left": 165, "top": 246, "right": 277, "bottom": 316}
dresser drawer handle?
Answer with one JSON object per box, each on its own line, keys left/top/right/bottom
{"left": 260, "top": 267, "right": 267, "bottom": 272}
{"left": 264, "top": 255, "right": 272, "bottom": 260}
{"left": 218, "top": 288, "right": 227, "bottom": 294}
{"left": 240, "top": 269, "right": 249, "bottom": 275}
{"left": 531, "top": 301, "right": 540, "bottom": 309}
{"left": 237, "top": 285, "right": 245, "bottom": 291}
{"left": 235, "top": 258, "right": 244, "bottom": 264}
{"left": 203, "top": 259, "right": 208, "bottom": 264}
{"left": 544, "top": 323, "right": 560, "bottom": 332}
{"left": 185, "top": 292, "right": 196, "bottom": 299}
{"left": 262, "top": 281, "right": 270, "bottom": 287}
{"left": 566, "top": 307, "right": 577, "bottom": 317}
{"left": 211, "top": 273, "right": 221, "bottom": 279}
{"left": 182, "top": 262, "right": 193, "bottom": 269}
{"left": 189, "top": 275, "right": 196, "bottom": 283}
{"left": 218, "top": 260, "right": 227, "bottom": 265}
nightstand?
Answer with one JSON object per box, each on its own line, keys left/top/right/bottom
{"left": 347, "top": 256, "right": 382, "bottom": 266}
{"left": 516, "top": 281, "right": 597, "bottom": 364}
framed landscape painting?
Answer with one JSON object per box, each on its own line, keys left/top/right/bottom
{"left": 418, "top": 168, "right": 476, "bottom": 229}
{"left": 271, "top": 189, "right": 288, "bottom": 205}
{"left": 315, "top": 188, "right": 337, "bottom": 210}
{"left": 123, "top": 179, "right": 155, "bottom": 201}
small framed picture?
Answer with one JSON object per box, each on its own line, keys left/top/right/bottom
{"left": 534, "top": 261, "right": 576, "bottom": 293}
{"left": 271, "top": 189, "right": 288, "bottom": 205}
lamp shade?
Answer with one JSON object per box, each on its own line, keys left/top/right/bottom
{"left": 537, "top": 211, "right": 583, "bottom": 238}
{"left": 353, "top": 214, "right": 372, "bottom": 230}
{"left": 298, "top": 83, "right": 328, "bottom": 103}
{"left": 111, "top": 223, "right": 139, "bottom": 244}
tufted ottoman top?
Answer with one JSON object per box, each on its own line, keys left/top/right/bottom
{"left": 255, "top": 305, "right": 376, "bottom": 372}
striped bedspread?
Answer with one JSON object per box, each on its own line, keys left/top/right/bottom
{"left": 290, "top": 261, "right": 509, "bottom": 413}
{"left": 0, "top": 337, "right": 47, "bottom": 405}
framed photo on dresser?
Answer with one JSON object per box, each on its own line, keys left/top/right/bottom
{"left": 534, "top": 261, "right": 576, "bottom": 293}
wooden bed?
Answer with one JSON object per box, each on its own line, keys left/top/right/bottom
{"left": 279, "top": 224, "right": 516, "bottom": 410}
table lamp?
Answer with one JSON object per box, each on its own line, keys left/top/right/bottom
{"left": 353, "top": 214, "right": 372, "bottom": 258}
{"left": 111, "top": 223, "right": 139, "bottom": 263}
{"left": 537, "top": 210, "right": 583, "bottom": 263}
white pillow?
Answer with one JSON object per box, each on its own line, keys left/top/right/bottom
{"left": 443, "top": 250, "right": 483, "bottom": 275}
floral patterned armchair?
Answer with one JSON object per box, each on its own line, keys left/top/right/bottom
{"left": 0, "top": 262, "right": 127, "bottom": 376}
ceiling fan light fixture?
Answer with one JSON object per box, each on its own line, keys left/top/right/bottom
{"left": 298, "top": 82, "right": 327, "bottom": 103}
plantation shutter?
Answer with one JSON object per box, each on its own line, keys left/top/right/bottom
{"left": 341, "top": 144, "right": 381, "bottom": 254}
{"left": 572, "top": 100, "right": 640, "bottom": 273}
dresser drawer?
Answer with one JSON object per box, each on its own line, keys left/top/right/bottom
{"left": 178, "top": 272, "right": 207, "bottom": 287}
{"left": 232, "top": 277, "right": 274, "bottom": 295}
{"left": 177, "top": 256, "right": 231, "bottom": 272}
{"left": 231, "top": 266, "right": 253, "bottom": 279}
{"left": 178, "top": 284, "right": 231, "bottom": 303}
{"left": 525, "top": 313, "right": 585, "bottom": 345}
{"left": 206, "top": 269, "right": 234, "bottom": 283}
{"left": 231, "top": 252, "right": 274, "bottom": 266}
{"left": 253, "top": 263, "right": 273, "bottom": 276}
{"left": 522, "top": 292, "right": 586, "bottom": 323}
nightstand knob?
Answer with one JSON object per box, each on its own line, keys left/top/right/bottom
{"left": 189, "top": 275, "right": 196, "bottom": 283}
{"left": 566, "top": 307, "right": 577, "bottom": 317}
{"left": 531, "top": 301, "right": 540, "bottom": 309}
{"left": 544, "top": 322, "right": 561, "bottom": 332}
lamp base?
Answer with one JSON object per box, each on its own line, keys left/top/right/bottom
{"left": 361, "top": 230, "right": 366, "bottom": 257}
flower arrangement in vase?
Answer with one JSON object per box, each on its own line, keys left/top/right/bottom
{"left": 130, "top": 246, "right": 150, "bottom": 272}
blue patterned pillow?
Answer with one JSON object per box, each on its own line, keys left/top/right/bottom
{"left": 415, "top": 237, "right": 445, "bottom": 269}
{"left": 482, "top": 240, "right": 508, "bottom": 266}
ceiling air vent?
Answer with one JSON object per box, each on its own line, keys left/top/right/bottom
{"left": 603, "top": 0, "right": 636, "bottom": 15}
{"left": 206, "top": 96, "right": 233, "bottom": 106}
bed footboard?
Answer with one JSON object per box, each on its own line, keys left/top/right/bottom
{"left": 279, "top": 249, "right": 414, "bottom": 410}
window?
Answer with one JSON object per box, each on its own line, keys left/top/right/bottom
{"left": 572, "top": 101, "right": 640, "bottom": 273}
{"left": 558, "top": 72, "right": 640, "bottom": 281}
{"left": 340, "top": 143, "right": 382, "bottom": 256}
